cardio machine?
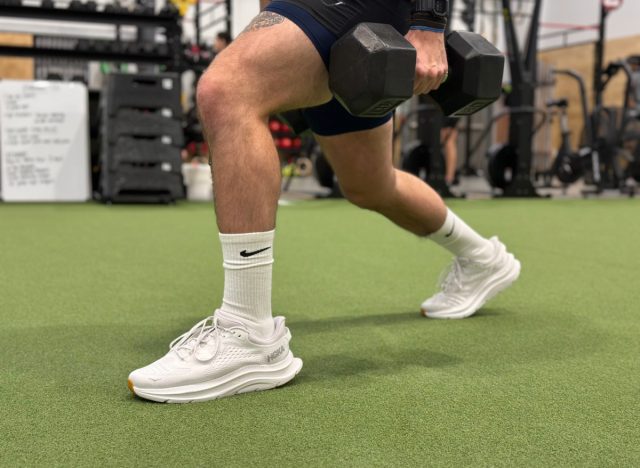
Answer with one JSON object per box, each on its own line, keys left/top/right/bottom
{"left": 545, "top": 69, "right": 596, "bottom": 187}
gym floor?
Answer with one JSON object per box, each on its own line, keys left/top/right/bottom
{"left": 1, "top": 199, "right": 638, "bottom": 466}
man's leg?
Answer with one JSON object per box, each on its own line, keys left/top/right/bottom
{"left": 196, "top": 14, "right": 333, "bottom": 336}
{"left": 198, "top": 16, "right": 331, "bottom": 234}
{"left": 317, "top": 121, "right": 447, "bottom": 236}
{"left": 194, "top": 14, "right": 333, "bottom": 340}
{"left": 315, "top": 121, "right": 520, "bottom": 319}
{"left": 127, "top": 13, "right": 332, "bottom": 403}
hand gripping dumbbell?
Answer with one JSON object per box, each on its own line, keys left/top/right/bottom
{"left": 329, "top": 23, "right": 505, "bottom": 117}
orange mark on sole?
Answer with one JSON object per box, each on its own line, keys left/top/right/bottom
{"left": 127, "top": 378, "right": 135, "bottom": 395}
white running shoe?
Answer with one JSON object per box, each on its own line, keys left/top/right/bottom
{"left": 127, "top": 313, "right": 302, "bottom": 403}
{"left": 421, "top": 237, "right": 521, "bottom": 319}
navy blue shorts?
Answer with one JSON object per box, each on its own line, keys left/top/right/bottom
{"left": 265, "top": 0, "right": 410, "bottom": 136}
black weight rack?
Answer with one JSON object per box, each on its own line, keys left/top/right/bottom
{"left": 0, "top": 3, "right": 183, "bottom": 68}
{"left": 99, "top": 73, "right": 185, "bottom": 203}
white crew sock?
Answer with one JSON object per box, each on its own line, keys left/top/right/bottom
{"left": 217, "top": 230, "right": 275, "bottom": 338}
{"left": 429, "top": 209, "right": 495, "bottom": 262}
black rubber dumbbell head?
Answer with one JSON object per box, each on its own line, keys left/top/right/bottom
{"left": 329, "top": 23, "right": 416, "bottom": 118}
{"left": 330, "top": 23, "right": 504, "bottom": 118}
{"left": 430, "top": 31, "right": 504, "bottom": 116}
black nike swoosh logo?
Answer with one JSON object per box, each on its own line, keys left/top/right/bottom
{"left": 240, "top": 247, "right": 271, "bottom": 257}
{"left": 445, "top": 218, "right": 456, "bottom": 238}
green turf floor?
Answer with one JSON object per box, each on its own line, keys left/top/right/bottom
{"left": 1, "top": 199, "right": 639, "bottom": 467}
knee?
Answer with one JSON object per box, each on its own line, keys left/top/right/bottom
{"left": 342, "top": 187, "right": 380, "bottom": 211}
{"left": 341, "top": 173, "right": 396, "bottom": 211}
{"left": 196, "top": 69, "right": 237, "bottom": 129}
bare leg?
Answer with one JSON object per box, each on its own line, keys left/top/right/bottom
{"left": 315, "top": 122, "right": 519, "bottom": 322}
{"left": 196, "top": 13, "right": 332, "bottom": 335}
{"left": 315, "top": 121, "right": 447, "bottom": 236}
{"left": 127, "top": 15, "right": 332, "bottom": 397}
{"left": 197, "top": 14, "right": 331, "bottom": 234}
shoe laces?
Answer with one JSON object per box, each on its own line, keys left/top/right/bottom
{"left": 438, "top": 257, "right": 474, "bottom": 294}
{"left": 169, "top": 315, "right": 221, "bottom": 360}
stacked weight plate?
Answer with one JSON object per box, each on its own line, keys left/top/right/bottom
{"left": 99, "top": 72, "right": 185, "bottom": 203}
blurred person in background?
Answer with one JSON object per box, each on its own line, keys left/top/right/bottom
{"left": 214, "top": 31, "right": 232, "bottom": 54}
{"left": 442, "top": 117, "right": 459, "bottom": 185}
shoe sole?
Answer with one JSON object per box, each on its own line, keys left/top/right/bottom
{"left": 128, "top": 352, "right": 303, "bottom": 403}
{"left": 421, "top": 254, "right": 521, "bottom": 320}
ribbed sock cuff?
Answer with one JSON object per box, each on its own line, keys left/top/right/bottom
{"left": 218, "top": 230, "right": 275, "bottom": 337}
{"left": 429, "top": 209, "right": 494, "bottom": 262}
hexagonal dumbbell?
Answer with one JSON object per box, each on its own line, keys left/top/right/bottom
{"left": 329, "top": 23, "right": 505, "bottom": 118}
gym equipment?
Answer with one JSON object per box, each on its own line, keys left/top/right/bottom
{"left": 277, "top": 109, "right": 310, "bottom": 136}
{"left": 533, "top": 3, "right": 629, "bottom": 195}
{"left": 67, "top": 0, "right": 84, "bottom": 10}
{"left": 459, "top": 0, "right": 480, "bottom": 177}
{"left": 155, "top": 43, "right": 169, "bottom": 56}
{"left": 532, "top": 56, "right": 639, "bottom": 194}
{"left": 269, "top": 120, "right": 281, "bottom": 133}
{"left": 548, "top": 70, "right": 597, "bottom": 187}
{"left": 399, "top": 2, "right": 462, "bottom": 199}
{"left": 295, "top": 157, "right": 313, "bottom": 177}
{"left": 579, "top": 0, "right": 629, "bottom": 194}
{"left": 552, "top": 57, "right": 639, "bottom": 195}
{"left": 400, "top": 97, "right": 458, "bottom": 198}
{"left": 269, "top": 115, "right": 313, "bottom": 193}
{"left": 312, "top": 150, "right": 341, "bottom": 198}
{"left": 159, "top": 3, "right": 179, "bottom": 16}
{"left": 103, "top": 1, "right": 126, "bottom": 13}
{"left": 486, "top": 0, "right": 544, "bottom": 197}
{"left": 108, "top": 136, "right": 181, "bottom": 170}
{"left": 102, "top": 167, "right": 184, "bottom": 204}
{"left": 273, "top": 118, "right": 339, "bottom": 197}
{"left": 91, "top": 39, "right": 108, "bottom": 53}
{"left": 141, "top": 43, "right": 155, "bottom": 54}
{"left": 593, "top": 58, "right": 640, "bottom": 194}
{"left": 268, "top": 116, "right": 304, "bottom": 154}
{"left": 461, "top": 0, "right": 476, "bottom": 30}
{"left": 107, "top": 109, "right": 184, "bottom": 146}
{"left": 0, "top": 1, "right": 185, "bottom": 85}
{"left": 315, "top": 17, "right": 503, "bottom": 197}
{"left": 103, "top": 73, "right": 182, "bottom": 117}
{"left": 487, "top": 144, "right": 516, "bottom": 190}
{"left": 329, "top": 23, "right": 504, "bottom": 118}
{"left": 627, "top": 57, "right": 640, "bottom": 182}
{"left": 484, "top": 107, "right": 550, "bottom": 191}
{"left": 76, "top": 38, "right": 90, "bottom": 52}
{"left": 546, "top": 99, "right": 584, "bottom": 185}
{"left": 132, "top": 3, "right": 153, "bottom": 15}
{"left": 99, "top": 73, "right": 185, "bottom": 204}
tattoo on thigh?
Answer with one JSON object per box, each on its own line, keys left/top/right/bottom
{"left": 243, "top": 12, "right": 285, "bottom": 33}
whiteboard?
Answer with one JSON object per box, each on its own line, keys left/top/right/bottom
{"left": 0, "top": 80, "right": 90, "bottom": 202}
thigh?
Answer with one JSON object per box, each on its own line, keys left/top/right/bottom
{"left": 314, "top": 120, "right": 395, "bottom": 191}
{"left": 204, "top": 11, "right": 332, "bottom": 114}
{"left": 265, "top": 0, "right": 411, "bottom": 136}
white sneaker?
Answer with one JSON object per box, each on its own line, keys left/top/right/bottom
{"left": 127, "top": 313, "right": 302, "bottom": 403}
{"left": 421, "top": 237, "right": 521, "bottom": 319}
